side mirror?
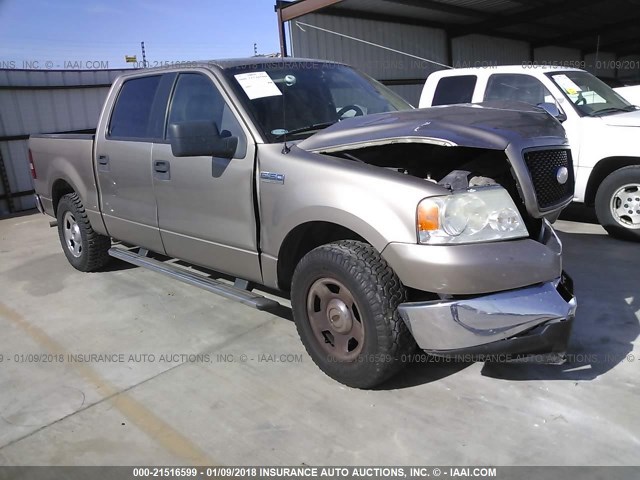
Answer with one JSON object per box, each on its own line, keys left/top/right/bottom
{"left": 537, "top": 102, "right": 567, "bottom": 122}
{"left": 168, "top": 121, "right": 238, "bottom": 158}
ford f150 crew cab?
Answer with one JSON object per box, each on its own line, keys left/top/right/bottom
{"left": 30, "top": 58, "right": 577, "bottom": 388}
{"left": 420, "top": 66, "right": 640, "bottom": 241}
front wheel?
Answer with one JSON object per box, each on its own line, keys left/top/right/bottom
{"left": 595, "top": 166, "right": 640, "bottom": 241}
{"left": 290, "top": 240, "right": 416, "bottom": 388}
{"left": 56, "top": 193, "right": 111, "bottom": 271}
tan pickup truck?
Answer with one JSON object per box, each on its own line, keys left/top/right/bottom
{"left": 29, "top": 58, "right": 577, "bottom": 388}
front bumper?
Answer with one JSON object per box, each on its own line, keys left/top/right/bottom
{"left": 398, "top": 273, "right": 577, "bottom": 354}
{"left": 382, "top": 220, "right": 563, "bottom": 295}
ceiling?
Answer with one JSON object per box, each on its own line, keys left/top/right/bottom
{"left": 277, "top": 0, "right": 640, "bottom": 57}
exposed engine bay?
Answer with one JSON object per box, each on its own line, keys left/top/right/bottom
{"left": 329, "top": 143, "right": 544, "bottom": 238}
{"left": 331, "top": 143, "right": 515, "bottom": 192}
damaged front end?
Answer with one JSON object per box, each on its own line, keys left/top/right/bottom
{"left": 298, "top": 102, "right": 577, "bottom": 358}
{"left": 398, "top": 264, "right": 577, "bottom": 358}
{"left": 299, "top": 102, "right": 575, "bottom": 243}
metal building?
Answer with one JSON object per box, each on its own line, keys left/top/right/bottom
{"left": 0, "top": 69, "right": 128, "bottom": 216}
{"left": 2, "top": 1, "right": 639, "bottom": 215}
{"left": 276, "top": 0, "right": 640, "bottom": 105}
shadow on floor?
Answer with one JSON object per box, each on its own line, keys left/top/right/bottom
{"left": 0, "top": 208, "right": 39, "bottom": 220}
{"left": 559, "top": 203, "right": 599, "bottom": 224}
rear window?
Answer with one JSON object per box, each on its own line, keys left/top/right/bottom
{"left": 109, "top": 75, "right": 162, "bottom": 139}
{"left": 432, "top": 75, "right": 477, "bottom": 106}
{"left": 484, "top": 74, "right": 554, "bottom": 105}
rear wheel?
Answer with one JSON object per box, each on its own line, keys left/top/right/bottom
{"left": 595, "top": 166, "right": 640, "bottom": 241}
{"left": 291, "top": 240, "right": 416, "bottom": 388}
{"left": 57, "top": 193, "right": 111, "bottom": 271}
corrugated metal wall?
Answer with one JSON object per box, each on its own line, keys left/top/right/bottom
{"left": 533, "top": 46, "right": 581, "bottom": 63}
{"left": 617, "top": 54, "right": 640, "bottom": 81}
{"left": 584, "top": 52, "right": 617, "bottom": 78}
{"left": 291, "top": 13, "right": 447, "bottom": 105}
{"left": 452, "top": 35, "right": 528, "bottom": 66}
{"left": 0, "top": 69, "right": 128, "bottom": 215}
{"left": 289, "top": 13, "right": 626, "bottom": 105}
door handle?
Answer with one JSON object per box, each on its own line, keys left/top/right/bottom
{"left": 97, "top": 154, "right": 109, "bottom": 165}
{"left": 154, "top": 160, "right": 170, "bottom": 173}
{"left": 153, "top": 160, "right": 171, "bottom": 180}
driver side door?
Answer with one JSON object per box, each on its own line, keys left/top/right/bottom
{"left": 151, "top": 71, "right": 262, "bottom": 283}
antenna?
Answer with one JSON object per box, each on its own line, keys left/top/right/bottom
{"left": 141, "top": 41, "right": 147, "bottom": 68}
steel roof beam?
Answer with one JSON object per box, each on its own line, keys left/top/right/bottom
{"left": 276, "top": 0, "right": 344, "bottom": 22}
{"left": 381, "top": 0, "right": 492, "bottom": 19}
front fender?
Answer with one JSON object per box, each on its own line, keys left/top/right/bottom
{"left": 257, "top": 144, "right": 445, "bottom": 257}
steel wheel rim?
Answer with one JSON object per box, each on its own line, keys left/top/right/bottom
{"left": 62, "top": 211, "right": 83, "bottom": 257}
{"left": 306, "top": 277, "right": 365, "bottom": 361}
{"left": 611, "top": 183, "right": 640, "bottom": 229}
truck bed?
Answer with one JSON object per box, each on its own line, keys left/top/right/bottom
{"left": 30, "top": 128, "right": 96, "bottom": 140}
{"left": 29, "top": 129, "right": 101, "bottom": 225}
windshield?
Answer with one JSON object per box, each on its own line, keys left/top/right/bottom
{"left": 223, "top": 62, "right": 413, "bottom": 143}
{"left": 546, "top": 71, "right": 635, "bottom": 116}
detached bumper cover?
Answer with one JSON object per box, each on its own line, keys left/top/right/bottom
{"left": 398, "top": 274, "right": 576, "bottom": 354}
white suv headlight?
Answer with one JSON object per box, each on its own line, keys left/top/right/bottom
{"left": 417, "top": 186, "right": 529, "bottom": 244}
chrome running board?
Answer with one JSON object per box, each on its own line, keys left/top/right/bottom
{"left": 108, "top": 247, "right": 280, "bottom": 311}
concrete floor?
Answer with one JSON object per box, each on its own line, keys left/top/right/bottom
{"left": 0, "top": 210, "right": 638, "bottom": 466}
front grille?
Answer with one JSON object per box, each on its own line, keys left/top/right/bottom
{"left": 523, "top": 149, "right": 574, "bottom": 210}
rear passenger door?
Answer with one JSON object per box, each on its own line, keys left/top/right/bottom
{"left": 151, "top": 71, "right": 262, "bottom": 282}
{"left": 96, "top": 73, "right": 175, "bottom": 253}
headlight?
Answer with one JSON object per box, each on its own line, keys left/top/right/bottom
{"left": 417, "top": 186, "right": 528, "bottom": 244}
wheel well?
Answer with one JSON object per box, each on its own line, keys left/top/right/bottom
{"left": 51, "top": 179, "right": 75, "bottom": 215}
{"left": 277, "top": 222, "right": 365, "bottom": 291}
{"left": 585, "top": 157, "right": 640, "bottom": 206}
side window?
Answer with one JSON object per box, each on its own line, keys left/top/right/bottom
{"left": 485, "top": 74, "right": 555, "bottom": 105}
{"left": 109, "top": 75, "right": 162, "bottom": 139}
{"left": 167, "top": 73, "right": 247, "bottom": 157}
{"left": 432, "top": 75, "right": 477, "bottom": 106}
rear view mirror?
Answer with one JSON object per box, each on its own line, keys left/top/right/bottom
{"left": 168, "top": 121, "right": 238, "bottom": 158}
{"left": 537, "top": 102, "right": 567, "bottom": 122}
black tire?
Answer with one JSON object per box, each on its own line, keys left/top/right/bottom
{"left": 291, "top": 240, "right": 416, "bottom": 388}
{"left": 56, "top": 193, "right": 111, "bottom": 271}
{"left": 595, "top": 166, "right": 640, "bottom": 242}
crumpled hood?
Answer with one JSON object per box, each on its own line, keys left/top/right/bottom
{"left": 297, "top": 101, "right": 567, "bottom": 153}
{"left": 599, "top": 109, "right": 640, "bottom": 127}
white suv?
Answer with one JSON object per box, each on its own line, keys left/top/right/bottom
{"left": 420, "top": 66, "right": 640, "bottom": 241}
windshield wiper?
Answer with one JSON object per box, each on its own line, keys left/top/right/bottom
{"left": 588, "top": 105, "right": 637, "bottom": 117}
{"left": 273, "top": 122, "right": 335, "bottom": 140}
